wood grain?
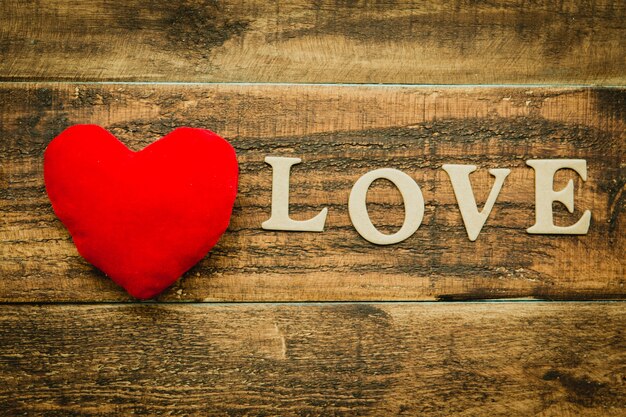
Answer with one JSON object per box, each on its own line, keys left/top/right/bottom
{"left": 0, "top": 83, "right": 623, "bottom": 302}
{"left": 0, "top": 302, "right": 624, "bottom": 416}
{"left": 0, "top": 0, "right": 624, "bottom": 84}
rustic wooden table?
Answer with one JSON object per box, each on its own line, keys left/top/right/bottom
{"left": 1, "top": 1, "right": 624, "bottom": 415}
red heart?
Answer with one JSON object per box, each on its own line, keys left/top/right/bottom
{"left": 44, "top": 125, "right": 238, "bottom": 299}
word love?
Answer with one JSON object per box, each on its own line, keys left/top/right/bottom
{"left": 262, "top": 157, "right": 591, "bottom": 245}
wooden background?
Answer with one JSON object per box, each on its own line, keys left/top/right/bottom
{"left": 0, "top": 0, "right": 624, "bottom": 415}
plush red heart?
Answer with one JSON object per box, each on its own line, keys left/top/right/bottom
{"left": 44, "top": 125, "right": 238, "bottom": 299}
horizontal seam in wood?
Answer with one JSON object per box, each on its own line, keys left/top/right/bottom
{"left": 0, "top": 81, "right": 624, "bottom": 88}
{"left": 0, "top": 300, "right": 625, "bottom": 306}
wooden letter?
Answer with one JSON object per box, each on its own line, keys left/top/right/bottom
{"left": 526, "top": 159, "right": 591, "bottom": 234}
{"left": 262, "top": 157, "right": 328, "bottom": 232}
{"left": 442, "top": 165, "right": 511, "bottom": 241}
{"left": 349, "top": 168, "right": 424, "bottom": 245}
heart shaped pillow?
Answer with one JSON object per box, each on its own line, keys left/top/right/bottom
{"left": 44, "top": 125, "right": 238, "bottom": 299}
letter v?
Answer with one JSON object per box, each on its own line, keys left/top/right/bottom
{"left": 442, "top": 165, "right": 511, "bottom": 241}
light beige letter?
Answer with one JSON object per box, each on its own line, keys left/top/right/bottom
{"left": 262, "top": 156, "right": 328, "bottom": 232}
{"left": 442, "top": 164, "right": 511, "bottom": 241}
{"left": 349, "top": 168, "right": 424, "bottom": 245}
{"left": 526, "top": 159, "right": 591, "bottom": 234}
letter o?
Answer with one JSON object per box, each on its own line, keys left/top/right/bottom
{"left": 348, "top": 168, "right": 424, "bottom": 245}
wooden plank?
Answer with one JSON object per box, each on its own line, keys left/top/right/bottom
{"left": 0, "top": 0, "right": 624, "bottom": 84}
{"left": 0, "top": 302, "right": 624, "bottom": 415}
{"left": 0, "top": 84, "right": 624, "bottom": 302}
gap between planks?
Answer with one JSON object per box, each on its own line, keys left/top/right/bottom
{"left": 0, "top": 81, "right": 625, "bottom": 88}
{"left": 1, "top": 300, "right": 625, "bottom": 306}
